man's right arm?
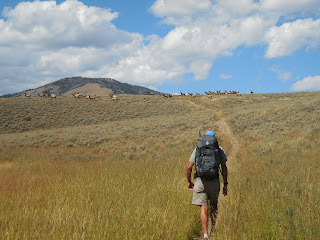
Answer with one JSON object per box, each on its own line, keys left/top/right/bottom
{"left": 187, "top": 162, "right": 194, "bottom": 190}
{"left": 187, "top": 148, "right": 196, "bottom": 190}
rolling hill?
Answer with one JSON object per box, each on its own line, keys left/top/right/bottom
{"left": 1, "top": 76, "right": 160, "bottom": 98}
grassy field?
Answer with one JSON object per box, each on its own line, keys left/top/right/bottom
{"left": 0, "top": 92, "right": 319, "bottom": 239}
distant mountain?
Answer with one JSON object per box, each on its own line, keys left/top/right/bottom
{"left": 1, "top": 77, "right": 160, "bottom": 98}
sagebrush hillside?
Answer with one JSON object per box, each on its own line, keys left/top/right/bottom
{"left": 0, "top": 95, "right": 190, "bottom": 134}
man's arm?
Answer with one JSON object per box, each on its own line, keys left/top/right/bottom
{"left": 221, "top": 161, "right": 228, "bottom": 196}
{"left": 187, "top": 162, "right": 194, "bottom": 190}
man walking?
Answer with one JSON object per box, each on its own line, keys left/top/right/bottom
{"left": 187, "top": 131, "right": 228, "bottom": 239}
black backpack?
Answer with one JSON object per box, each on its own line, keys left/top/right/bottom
{"left": 195, "top": 134, "right": 221, "bottom": 179}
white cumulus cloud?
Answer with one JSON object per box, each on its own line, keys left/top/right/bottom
{"left": 0, "top": 0, "right": 142, "bottom": 94}
{"left": 291, "top": 76, "right": 320, "bottom": 91}
{"left": 265, "top": 18, "right": 320, "bottom": 58}
{"left": 1, "top": 0, "right": 320, "bottom": 95}
{"left": 150, "top": 0, "right": 212, "bottom": 18}
{"left": 260, "top": 0, "right": 320, "bottom": 13}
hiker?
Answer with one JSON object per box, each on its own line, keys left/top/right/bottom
{"left": 186, "top": 130, "right": 228, "bottom": 239}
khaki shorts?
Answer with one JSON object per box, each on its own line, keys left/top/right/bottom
{"left": 192, "top": 178, "right": 220, "bottom": 206}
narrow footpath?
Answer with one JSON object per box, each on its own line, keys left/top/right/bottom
{"left": 187, "top": 100, "right": 239, "bottom": 239}
{"left": 187, "top": 100, "right": 239, "bottom": 161}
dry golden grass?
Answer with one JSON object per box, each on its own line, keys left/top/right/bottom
{"left": 0, "top": 145, "right": 199, "bottom": 239}
{"left": 192, "top": 92, "right": 320, "bottom": 239}
{"left": 0, "top": 92, "right": 319, "bottom": 239}
{"left": 0, "top": 95, "right": 218, "bottom": 239}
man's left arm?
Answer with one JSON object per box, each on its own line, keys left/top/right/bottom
{"left": 221, "top": 161, "right": 228, "bottom": 196}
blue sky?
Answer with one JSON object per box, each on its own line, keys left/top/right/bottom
{"left": 0, "top": 0, "right": 320, "bottom": 95}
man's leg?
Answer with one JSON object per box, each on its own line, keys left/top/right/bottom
{"left": 209, "top": 203, "right": 218, "bottom": 235}
{"left": 202, "top": 180, "right": 220, "bottom": 237}
{"left": 200, "top": 205, "right": 208, "bottom": 237}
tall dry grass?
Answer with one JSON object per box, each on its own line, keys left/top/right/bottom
{"left": 1, "top": 92, "right": 319, "bottom": 239}
{"left": 195, "top": 92, "right": 320, "bottom": 239}
{"left": 0, "top": 146, "right": 199, "bottom": 239}
{"left": 0, "top": 95, "right": 218, "bottom": 239}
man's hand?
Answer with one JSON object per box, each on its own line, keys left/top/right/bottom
{"left": 188, "top": 182, "right": 194, "bottom": 191}
{"left": 223, "top": 184, "right": 228, "bottom": 196}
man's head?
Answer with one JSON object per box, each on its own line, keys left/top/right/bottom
{"left": 205, "top": 131, "right": 215, "bottom": 136}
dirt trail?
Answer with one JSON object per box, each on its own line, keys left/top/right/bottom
{"left": 187, "top": 100, "right": 239, "bottom": 240}
{"left": 216, "top": 117, "right": 239, "bottom": 162}
{"left": 187, "top": 100, "right": 239, "bottom": 161}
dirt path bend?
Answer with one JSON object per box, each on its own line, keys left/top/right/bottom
{"left": 187, "top": 100, "right": 239, "bottom": 162}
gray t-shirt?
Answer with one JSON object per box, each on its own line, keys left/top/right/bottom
{"left": 189, "top": 147, "right": 228, "bottom": 164}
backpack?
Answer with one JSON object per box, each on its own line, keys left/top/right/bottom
{"left": 195, "top": 134, "right": 221, "bottom": 179}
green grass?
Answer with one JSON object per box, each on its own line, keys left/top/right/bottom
{"left": 0, "top": 92, "right": 319, "bottom": 239}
